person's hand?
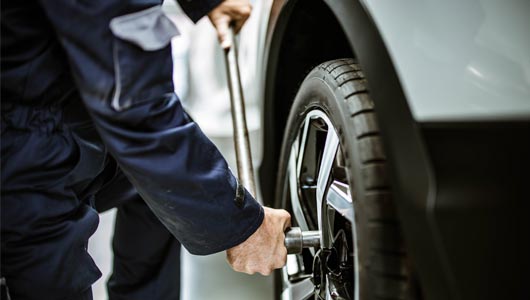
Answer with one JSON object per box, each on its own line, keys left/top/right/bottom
{"left": 226, "top": 207, "right": 291, "bottom": 275}
{"left": 208, "top": 0, "right": 252, "bottom": 49}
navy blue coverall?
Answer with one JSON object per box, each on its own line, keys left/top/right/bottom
{"left": 0, "top": 1, "right": 264, "bottom": 299}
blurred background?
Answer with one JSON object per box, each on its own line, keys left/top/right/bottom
{"left": 88, "top": 1, "right": 272, "bottom": 299}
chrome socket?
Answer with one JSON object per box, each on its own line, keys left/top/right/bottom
{"left": 284, "top": 227, "right": 321, "bottom": 254}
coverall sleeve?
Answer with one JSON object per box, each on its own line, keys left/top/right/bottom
{"left": 37, "top": 0, "right": 264, "bottom": 255}
{"left": 177, "top": 0, "right": 223, "bottom": 23}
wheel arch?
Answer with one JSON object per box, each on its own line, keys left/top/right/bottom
{"left": 259, "top": 1, "right": 454, "bottom": 299}
{"left": 259, "top": 0, "right": 354, "bottom": 205}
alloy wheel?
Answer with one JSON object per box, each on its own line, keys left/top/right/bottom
{"left": 279, "top": 109, "right": 359, "bottom": 300}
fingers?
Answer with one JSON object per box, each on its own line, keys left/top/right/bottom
{"left": 232, "top": 4, "right": 251, "bottom": 34}
{"left": 281, "top": 210, "right": 291, "bottom": 230}
{"left": 228, "top": 255, "right": 280, "bottom": 276}
{"left": 208, "top": 0, "right": 252, "bottom": 48}
{"left": 214, "top": 16, "right": 231, "bottom": 49}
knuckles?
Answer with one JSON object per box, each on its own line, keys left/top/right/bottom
{"left": 231, "top": 258, "right": 282, "bottom": 276}
{"left": 240, "top": 5, "right": 252, "bottom": 16}
{"left": 226, "top": 207, "right": 291, "bottom": 277}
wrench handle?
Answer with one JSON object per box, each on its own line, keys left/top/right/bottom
{"left": 223, "top": 27, "right": 258, "bottom": 201}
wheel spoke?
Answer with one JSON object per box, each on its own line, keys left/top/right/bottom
{"left": 296, "top": 114, "right": 312, "bottom": 177}
{"left": 326, "top": 181, "right": 353, "bottom": 223}
{"left": 281, "top": 278, "right": 315, "bottom": 300}
{"left": 316, "top": 127, "right": 339, "bottom": 245}
{"left": 289, "top": 144, "right": 309, "bottom": 231}
{"left": 316, "top": 128, "right": 339, "bottom": 201}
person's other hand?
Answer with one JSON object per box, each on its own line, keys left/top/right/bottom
{"left": 226, "top": 207, "right": 291, "bottom": 275}
{"left": 208, "top": 0, "right": 252, "bottom": 49}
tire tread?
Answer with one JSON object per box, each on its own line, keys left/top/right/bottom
{"left": 277, "top": 58, "right": 414, "bottom": 300}
{"left": 319, "top": 59, "right": 412, "bottom": 300}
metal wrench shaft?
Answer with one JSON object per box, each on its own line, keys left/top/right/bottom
{"left": 223, "top": 29, "right": 318, "bottom": 254}
{"left": 224, "top": 27, "right": 257, "bottom": 199}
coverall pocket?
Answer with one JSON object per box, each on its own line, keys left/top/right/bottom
{"left": 109, "top": 6, "right": 179, "bottom": 111}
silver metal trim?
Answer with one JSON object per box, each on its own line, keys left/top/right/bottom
{"left": 326, "top": 181, "right": 353, "bottom": 223}
{"left": 281, "top": 277, "right": 314, "bottom": 300}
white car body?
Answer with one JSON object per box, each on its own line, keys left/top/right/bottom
{"left": 241, "top": 0, "right": 530, "bottom": 122}
{"left": 363, "top": 0, "right": 530, "bottom": 121}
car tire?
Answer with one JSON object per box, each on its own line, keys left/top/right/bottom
{"left": 274, "top": 59, "right": 416, "bottom": 300}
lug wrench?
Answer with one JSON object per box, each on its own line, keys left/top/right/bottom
{"left": 224, "top": 26, "right": 257, "bottom": 199}
{"left": 224, "top": 27, "right": 320, "bottom": 255}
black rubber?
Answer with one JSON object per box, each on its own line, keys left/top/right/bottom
{"left": 274, "top": 59, "right": 416, "bottom": 300}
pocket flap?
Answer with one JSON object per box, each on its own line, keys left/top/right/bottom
{"left": 110, "top": 6, "right": 180, "bottom": 51}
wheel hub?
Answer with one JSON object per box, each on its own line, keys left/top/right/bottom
{"left": 312, "top": 230, "right": 354, "bottom": 300}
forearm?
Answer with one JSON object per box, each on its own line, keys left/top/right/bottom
{"left": 85, "top": 94, "right": 264, "bottom": 255}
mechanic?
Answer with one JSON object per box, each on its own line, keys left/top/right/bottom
{"left": 0, "top": 0, "right": 290, "bottom": 299}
